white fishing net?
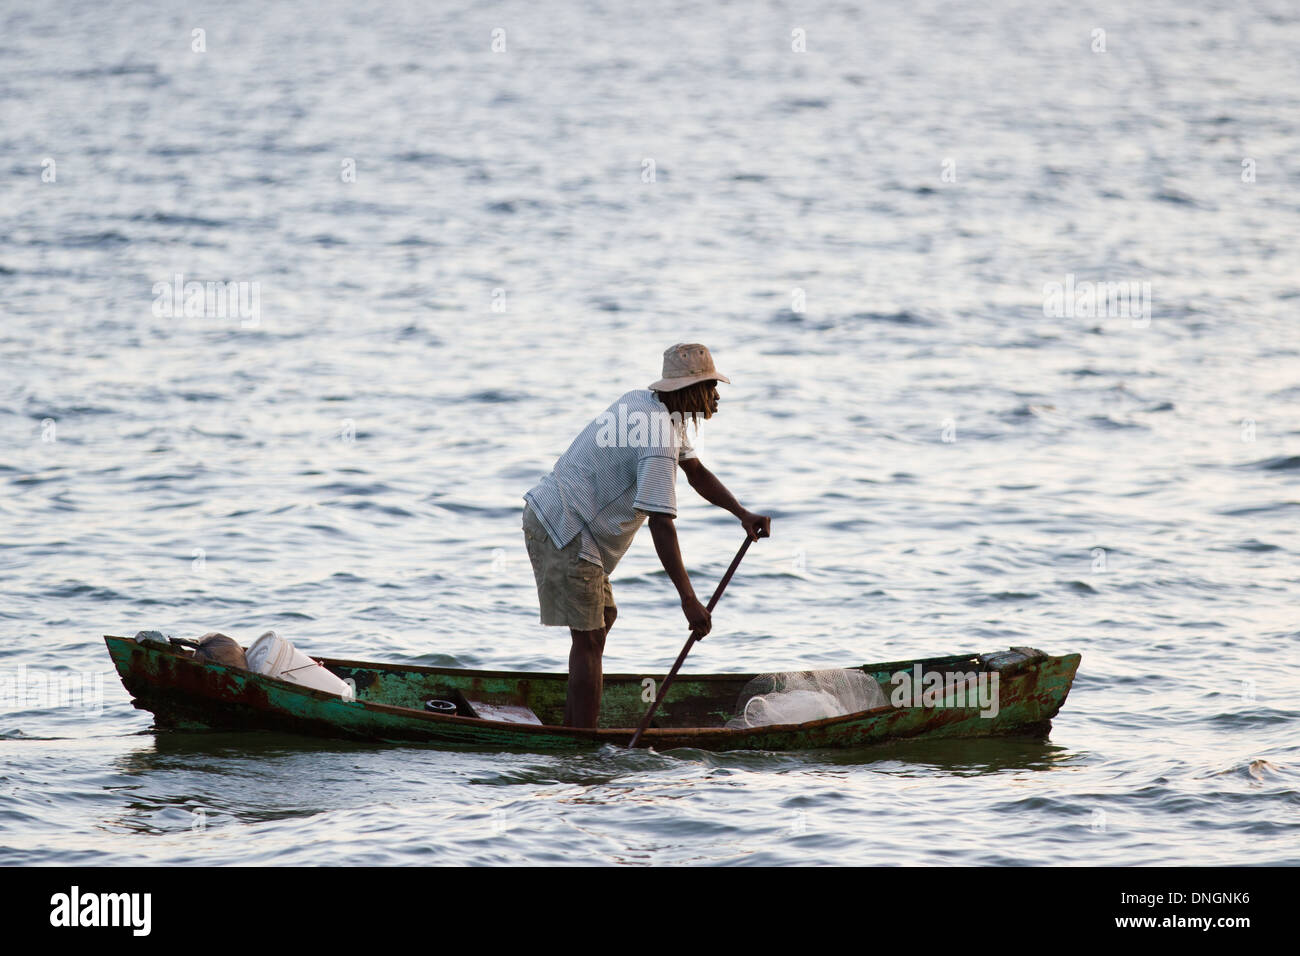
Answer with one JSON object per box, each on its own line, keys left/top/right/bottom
{"left": 725, "top": 669, "right": 888, "bottom": 729}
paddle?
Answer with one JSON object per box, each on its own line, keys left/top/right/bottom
{"left": 627, "top": 533, "right": 758, "bottom": 748}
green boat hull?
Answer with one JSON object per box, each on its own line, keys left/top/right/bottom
{"left": 104, "top": 635, "right": 1081, "bottom": 752}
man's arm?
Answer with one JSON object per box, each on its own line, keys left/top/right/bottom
{"left": 647, "top": 512, "right": 711, "bottom": 636}
{"left": 679, "top": 457, "right": 772, "bottom": 541}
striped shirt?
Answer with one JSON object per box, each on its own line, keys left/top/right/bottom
{"left": 524, "top": 389, "right": 698, "bottom": 573}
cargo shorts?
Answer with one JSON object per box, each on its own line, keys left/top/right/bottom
{"left": 522, "top": 504, "right": 614, "bottom": 631}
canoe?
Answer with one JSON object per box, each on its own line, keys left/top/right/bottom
{"left": 104, "top": 635, "right": 1080, "bottom": 752}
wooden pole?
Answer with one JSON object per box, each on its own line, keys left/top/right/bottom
{"left": 627, "top": 534, "right": 756, "bottom": 748}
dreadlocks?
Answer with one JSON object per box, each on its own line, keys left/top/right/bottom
{"left": 653, "top": 379, "right": 717, "bottom": 431}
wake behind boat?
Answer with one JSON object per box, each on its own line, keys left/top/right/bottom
{"left": 105, "top": 634, "right": 1081, "bottom": 752}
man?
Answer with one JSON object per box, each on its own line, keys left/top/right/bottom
{"left": 522, "top": 343, "right": 772, "bottom": 728}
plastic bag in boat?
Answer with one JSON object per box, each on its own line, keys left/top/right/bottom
{"left": 246, "top": 630, "right": 355, "bottom": 701}
{"left": 725, "top": 669, "right": 886, "bottom": 729}
{"left": 192, "top": 632, "right": 249, "bottom": 669}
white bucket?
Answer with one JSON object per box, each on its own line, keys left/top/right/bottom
{"left": 246, "top": 630, "right": 354, "bottom": 701}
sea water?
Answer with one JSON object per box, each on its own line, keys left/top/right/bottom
{"left": 1, "top": 0, "right": 1297, "bottom": 865}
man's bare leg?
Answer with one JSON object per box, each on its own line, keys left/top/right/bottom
{"left": 565, "top": 606, "right": 616, "bottom": 728}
